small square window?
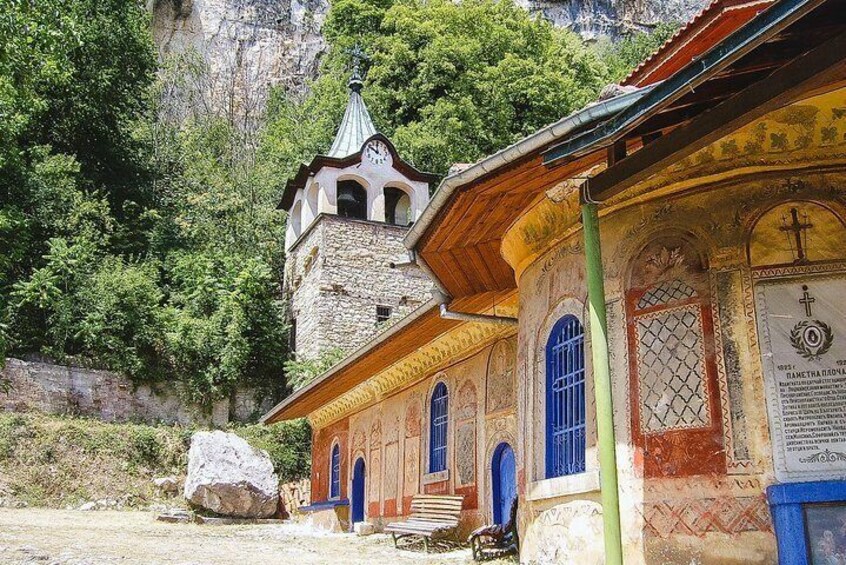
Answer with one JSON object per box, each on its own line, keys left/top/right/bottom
{"left": 376, "top": 305, "right": 392, "bottom": 324}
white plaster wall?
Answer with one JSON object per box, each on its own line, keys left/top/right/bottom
{"left": 285, "top": 155, "right": 429, "bottom": 252}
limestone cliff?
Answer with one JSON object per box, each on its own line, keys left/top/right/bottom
{"left": 150, "top": 0, "right": 328, "bottom": 123}
{"left": 518, "top": 0, "right": 706, "bottom": 39}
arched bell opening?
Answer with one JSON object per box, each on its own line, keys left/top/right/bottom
{"left": 337, "top": 180, "right": 368, "bottom": 220}
{"left": 385, "top": 186, "right": 413, "bottom": 226}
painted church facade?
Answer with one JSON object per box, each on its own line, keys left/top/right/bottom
{"left": 265, "top": 0, "right": 846, "bottom": 562}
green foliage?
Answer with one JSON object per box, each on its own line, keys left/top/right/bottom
{"left": 0, "top": 0, "right": 676, "bottom": 411}
{"left": 262, "top": 0, "right": 611, "bottom": 179}
{"left": 284, "top": 348, "right": 347, "bottom": 390}
{"left": 601, "top": 22, "right": 680, "bottom": 82}
{"left": 0, "top": 3, "right": 289, "bottom": 407}
{"left": 165, "top": 254, "right": 288, "bottom": 403}
{"left": 232, "top": 419, "right": 312, "bottom": 481}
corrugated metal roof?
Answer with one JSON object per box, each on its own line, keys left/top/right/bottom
{"left": 327, "top": 88, "right": 377, "bottom": 158}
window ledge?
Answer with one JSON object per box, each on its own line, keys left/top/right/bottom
{"left": 422, "top": 470, "right": 449, "bottom": 485}
{"left": 527, "top": 470, "right": 600, "bottom": 502}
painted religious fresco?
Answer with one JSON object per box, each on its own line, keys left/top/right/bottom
{"left": 486, "top": 340, "right": 516, "bottom": 414}
{"left": 625, "top": 237, "right": 726, "bottom": 478}
{"left": 806, "top": 503, "right": 846, "bottom": 564}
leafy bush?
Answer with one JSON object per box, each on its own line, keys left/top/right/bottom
{"left": 284, "top": 348, "right": 346, "bottom": 390}
{"left": 232, "top": 419, "right": 312, "bottom": 482}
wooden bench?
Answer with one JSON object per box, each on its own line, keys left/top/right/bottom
{"left": 384, "top": 494, "right": 464, "bottom": 552}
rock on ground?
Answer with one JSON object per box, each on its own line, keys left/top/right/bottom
{"left": 153, "top": 476, "right": 180, "bottom": 494}
{"left": 184, "top": 431, "right": 279, "bottom": 518}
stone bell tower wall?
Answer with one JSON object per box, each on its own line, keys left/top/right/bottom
{"left": 285, "top": 214, "right": 432, "bottom": 359}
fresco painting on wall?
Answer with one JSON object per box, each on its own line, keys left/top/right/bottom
{"left": 805, "top": 503, "right": 846, "bottom": 564}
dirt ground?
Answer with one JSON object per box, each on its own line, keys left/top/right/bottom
{"left": 0, "top": 509, "right": 496, "bottom": 565}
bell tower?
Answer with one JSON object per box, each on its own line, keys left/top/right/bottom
{"left": 279, "top": 61, "right": 435, "bottom": 361}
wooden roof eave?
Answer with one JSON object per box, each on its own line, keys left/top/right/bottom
{"left": 261, "top": 297, "right": 456, "bottom": 423}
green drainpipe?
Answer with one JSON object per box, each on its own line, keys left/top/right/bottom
{"left": 581, "top": 197, "right": 624, "bottom": 565}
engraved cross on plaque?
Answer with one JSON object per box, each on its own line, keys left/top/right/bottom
{"left": 779, "top": 207, "right": 814, "bottom": 263}
{"left": 799, "top": 285, "right": 816, "bottom": 317}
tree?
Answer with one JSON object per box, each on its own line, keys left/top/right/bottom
{"left": 261, "top": 0, "right": 612, "bottom": 180}
{"left": 601, "top": 22, "right": 680, "bottom": 82}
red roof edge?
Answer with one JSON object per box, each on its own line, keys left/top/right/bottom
{"left": 622, "top": 0, "right": 776, "bottom": 87}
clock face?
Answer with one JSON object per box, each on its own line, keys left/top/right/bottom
{"left": 364, "top": 140, "right": 390, "bottom": 166}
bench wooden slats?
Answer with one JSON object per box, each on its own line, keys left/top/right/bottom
{"left": 385, "top": 494, "right": 464, "bottom": 552}
{"left": 410, "top": 503, "right": 463, "bottom": 511}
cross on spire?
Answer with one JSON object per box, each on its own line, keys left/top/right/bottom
{"left": 345, "top": 43, "right": 370, "bottom": 92}
{"left": 779, "top": 207, "right": 814, "bottom": 263}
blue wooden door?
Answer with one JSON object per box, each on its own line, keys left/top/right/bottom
{"left": 492, "top": 443, "right": 516, "bottom": 525}
{"left": 352, "top": 458, "right": 366, "bottom": 524}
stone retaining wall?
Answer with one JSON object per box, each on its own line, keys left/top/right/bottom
{"left": 0, "top": 358, "right": 269, "bottom": 426}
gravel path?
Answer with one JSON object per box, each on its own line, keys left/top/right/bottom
{"left": 0, "top": 509, "right": 480, "bottom": 564}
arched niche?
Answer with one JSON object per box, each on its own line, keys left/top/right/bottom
{"left": 748, "top": 200, "right": 846, "bottom": 268}
{"left": 384, "top": 185, "right": 413, "bottom": 226}
{"left": 305, "top": 181, "right": 320, "bottom": 225}
{"left": 624, "top": 234, "right": 725, "bottom": 479}
{"left": 290, "top": 199, "right": 303, "bottom": 238}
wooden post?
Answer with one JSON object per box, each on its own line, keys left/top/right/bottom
{"left": 581, "top": 196, "right": 624, "bottom": 565}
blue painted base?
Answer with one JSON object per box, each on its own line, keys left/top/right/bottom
{"left": 767, "top": 480, "right": 846, "bottom": 564}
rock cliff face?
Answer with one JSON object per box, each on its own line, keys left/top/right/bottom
{"left": 149, "top": 0, "right": 706, "bottom": 118}
{"left": 150, "top": 0, "right": 328, "bottom": 122}
{"left": 518, "top": 0, "right": 705, "bottom": 39}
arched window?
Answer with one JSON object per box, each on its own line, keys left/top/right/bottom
{"left": 329, "top": 442, "right": 341, "bottom": 499}
{"left": 337, "top": 180, "right": 367, "bottom": 220}
{"left": 545, "top": 315, "right": 586, "bottom": 478}
{"left": 429, "top": 382, "right": 449, "bottom": 473}
{"left": 384, "top": 186, "right": 412, "bottom": 226}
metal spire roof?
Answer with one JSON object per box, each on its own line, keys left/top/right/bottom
{"left": 327, "top": 63, "right": 377, "bottom": 158}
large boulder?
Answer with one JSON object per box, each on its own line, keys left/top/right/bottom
{"left": 183, "top": 431, "right": 279, "bottom": 518}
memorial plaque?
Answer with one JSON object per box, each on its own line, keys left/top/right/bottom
{"left": 756, "top": 275, "right": 846, "bottom": 482}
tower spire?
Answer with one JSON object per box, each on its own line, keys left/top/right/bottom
{"left": 327, "top": 44, "right": 376, "bottom": 158}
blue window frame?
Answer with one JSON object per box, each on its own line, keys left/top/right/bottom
{"left": 545, "top": 315, "right": 586, "bottom": 478}
{"left": 330, "top": 443, "right": 341, "bottom": 499}
{"left": 429, "top": 382, "right": 449, "bottom": 473}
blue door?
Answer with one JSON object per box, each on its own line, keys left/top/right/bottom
{"left": 492, "top": 443, "right": 516, "bottom": 525}
{"left": 351, "top": 458, "right": 366, "bottom": 524}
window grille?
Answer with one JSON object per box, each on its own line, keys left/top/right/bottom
{"left": 545, "top": 315, "right": 586, "bottom": 478}
{"left": 429, "top": 382, "right": 449, "bottom": 473}
{"left": 330, "top": 443, "right": 341, "bottom": 498}
{"left": 376, "top": 305, "right": 392, "bottom": 324}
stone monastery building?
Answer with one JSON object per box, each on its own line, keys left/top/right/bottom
{"left": 265, "top": 0, "right": 846, "bottom": 562}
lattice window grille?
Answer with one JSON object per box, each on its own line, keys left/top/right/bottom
{"left": 635, "top": 304, "right": 711, "bottom": 434}
{"left": 429, "top": 382, "right": 449, "bottom": 473}
{"left": 545, "top": 316, "right": 587, "bottom": 478}
{"left": 637, "top": 279, "right": 698, "bottom": 310}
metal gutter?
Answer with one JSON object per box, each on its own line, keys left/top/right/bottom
{"left": 260, "top": 294, "right": 448, "bottom": 424}
{"left": 403, "top": 86, "right": 654, "bottom": 251}
{"left": 543, "top": 0, "right": 822, "bottom": 165}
